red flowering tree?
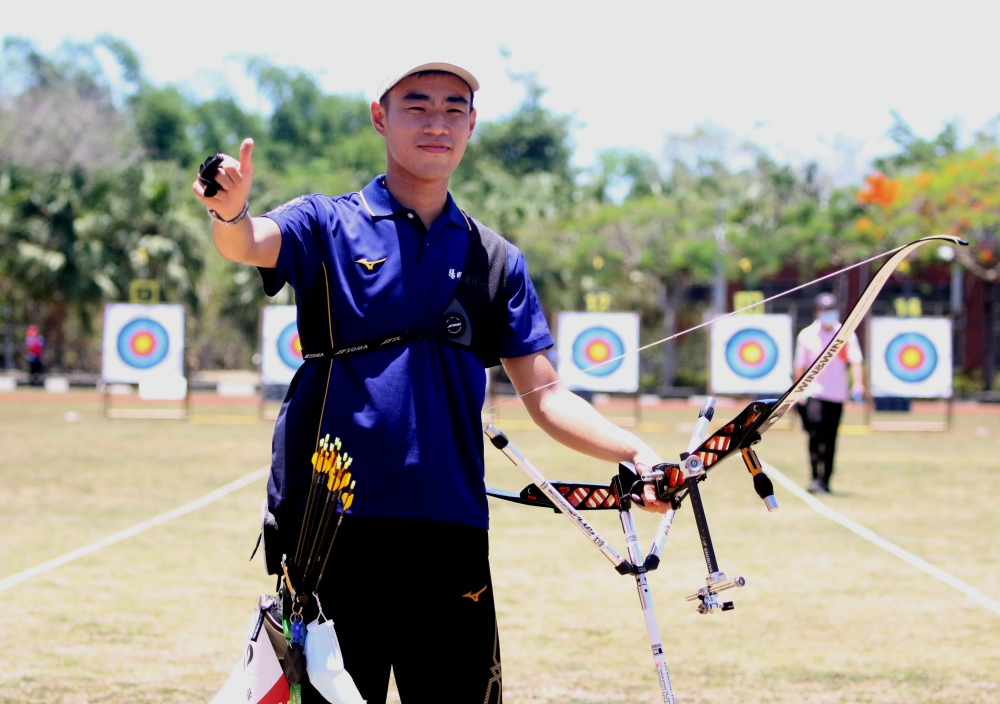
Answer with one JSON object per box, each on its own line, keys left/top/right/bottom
{"left": 858, "top": 150, "right": 1000, "bottom": 279}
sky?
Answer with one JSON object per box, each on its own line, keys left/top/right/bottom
{"left": 7, "top": 0, "right": 1000, "bottom": 184}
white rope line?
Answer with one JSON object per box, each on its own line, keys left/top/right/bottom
{"left": 763, "top": 461, "right": 1000, "bottom": 617}
{"left": 0, "top": 467, "right": 269, "bottom": 593}
{"left": 486, "top": 243, "right": 909, "bottom": 412}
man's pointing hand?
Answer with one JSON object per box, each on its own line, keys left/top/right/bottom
{"left": 192, "top": 138, "right": 255, "bottom": 220}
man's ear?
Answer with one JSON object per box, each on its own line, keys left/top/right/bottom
{"left": 371, "top": 100, "right": 387, "bottom": 138}
{"left": 469, "top": 107, "right": 477, "bottom": 135}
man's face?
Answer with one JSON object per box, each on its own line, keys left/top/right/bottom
{"left": 371, "top": 73, "right": 476, "bottom": 182}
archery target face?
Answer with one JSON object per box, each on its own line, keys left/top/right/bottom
{"left": 711, "top": 314, "right": 792, "bottom": 394}
{"left": 276, "top": 322, "right": 303, "bottom": 369}
{"left": 118, "top": 319, "right": 169, "bottom": 369}
{"left": 572, "top": 326, "right": 625, "bottom": 377}
{"left": 261, "top": 306, "right": 302, "bottom": 385}
{"left": 102, "top": 304, "right": 184, "bottom": 383}
{"left": 725, "top": 328, "right": 779, "bottom": 379}
{"left": 870, "top": 318, "right": 951, "bottom": 398}
{"left": 557, "top": 312, "right": 639, "bottom": 392}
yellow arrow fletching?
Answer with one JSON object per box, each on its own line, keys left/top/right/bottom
{"left": 343, "top": 493, "right": 354, "bottom": 510}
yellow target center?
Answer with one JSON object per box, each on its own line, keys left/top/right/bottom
{"left": 132, "top": 332, "right": 155, "bottom": 355}
{"left": 741, "top": 343, "right": 763, "bottom": 365}
{"left": 292, "top": 335, "right": 302, "bottom": 356}
{"left": 588, "top": 341, "right": 611, "bottom": 362}
{"left": 900, "top": 346, "right": 923, "bottom": 368}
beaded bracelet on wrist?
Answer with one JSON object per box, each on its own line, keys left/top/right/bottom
{"left": 207, "top": 201, "right": 250, "bottom": 226}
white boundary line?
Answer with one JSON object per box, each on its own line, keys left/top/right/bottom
{"left": 0, "top": 467, "right": 269, "bottom": 593}
{"left": 764, "top": 461, "right": 1000, "bottom": 616}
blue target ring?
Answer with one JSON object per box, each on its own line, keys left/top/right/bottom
{"left": 725, "top": 328, "right": 778, "bottom": 379}
{"left": 277, "top": 322, "right": 303, "bottom": 370}
{"left": 117, "top": 318, "right": 169, "bottom": 369}
{"left": 885, "top": 332, "right": 937, "bottom": 383}
{"left": 572, "top": 326, "right": 625, "bottom": 377}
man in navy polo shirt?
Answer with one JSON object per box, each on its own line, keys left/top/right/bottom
{"left": 194, "top": 61, "right": 669, "bottom": 704}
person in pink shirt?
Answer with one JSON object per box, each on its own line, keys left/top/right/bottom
{"left": 793, "top": 293, "right": 864, "bottom": 493}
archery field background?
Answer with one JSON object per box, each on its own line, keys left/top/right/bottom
{"left": 101, "top": 304, "right": 185, "bottom": 383}
{"left": 260, "top": 306, "right": 303, "bottom": 385}
{"left": 870, "top": 317, "right": 953, "bottom": 398}
{"left": 556, "top": 312, "right": 640, "bottom": 393}
{"left": 710, "top": 314, "right": 793, "bottom": 396}
{"left": 1, "top": 391, "right": 998, "bottom": 704}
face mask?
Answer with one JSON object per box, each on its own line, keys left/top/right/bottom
{"left": 818, "top": 310, "right": 839, "bottom": 326}
{"left": 305, "top": 616, "right": 365, "bottom": 704}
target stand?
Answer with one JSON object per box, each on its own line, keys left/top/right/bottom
{"left": 258, "top": 384, "right": 289, "bottom": 421}
{"left": 103, "top": 379, "right": 190, "bottom": 420}
{"left": 864, "top": 318, "right": 954, "bottom": 432}
{"left": 101, "top": 304, "right": 189, "bottom": 420}
{"left": 862, "top": 396, "right": 953, "bottom": 432}
{"left": 258, "top": 306, "right": 303, "bottom": 421}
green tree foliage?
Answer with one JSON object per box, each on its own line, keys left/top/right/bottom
{"left": 132, "top": 84, "right": 195, "bottom": 166}
{"left": 248, "top": 59, "right": 384, "bottom": 197}
{"left": 452, "top": 72, "right": 575, "bottom": 235}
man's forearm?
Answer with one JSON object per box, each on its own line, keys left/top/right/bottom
{"left": 525, "top": 385, "right": 653, "bottom": 463}
{"left": 212, "top": 216, "right": 256, "bottom": 262}
{"left": 211, "top": 216, "right": 281, "bottom": 268}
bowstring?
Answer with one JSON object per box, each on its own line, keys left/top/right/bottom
{"left": 485, "top": 243, "right": 909, "bottom": 412}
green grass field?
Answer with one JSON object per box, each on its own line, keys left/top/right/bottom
{"left": 1, "top": 392, "right": 998, "bottom": 703}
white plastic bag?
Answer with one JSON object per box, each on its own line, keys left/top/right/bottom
{"left": 305, "top": 614, "right": 365, "bottom": 704}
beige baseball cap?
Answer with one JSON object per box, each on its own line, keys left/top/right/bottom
{"left": 376, "top": 62, "right": 480, "bottom": 102}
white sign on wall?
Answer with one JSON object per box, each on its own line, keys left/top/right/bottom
{"left": 261, "top": 306, "right": 303, "bottom": 385}
{"left": 710, "top": 314, "right": 793, "bottom": 395}
{"left": 870, "top": 317, "right": 952, "bottom": 398}
{"left": 556, "top": 312, "right": 640, "bottom": 393}
{"left": 101, "top": 304, "right": 185, "bottom": 383}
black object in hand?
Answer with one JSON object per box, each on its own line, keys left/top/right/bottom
{"left": 198, "top": 154, "right": 224, "bottom": 197}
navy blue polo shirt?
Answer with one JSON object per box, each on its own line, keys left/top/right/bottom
{"left": 259, "top": 175, "right": 553, "bottom": 530}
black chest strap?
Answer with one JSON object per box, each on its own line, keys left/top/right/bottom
{"left": 301, "top": 215, "right": 509, "bottom": 366}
